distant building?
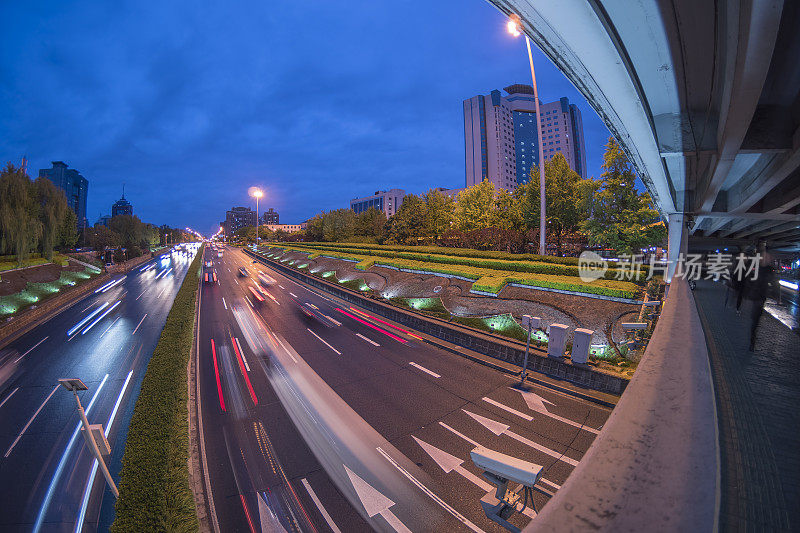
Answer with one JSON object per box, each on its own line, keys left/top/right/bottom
{"left": 261, "top": 208, "right": 279, "bottom": 225}
{"left": 350, "top": 189, "right": 406, "bottom": 218}
{"left": 224, "top": 206, "right": 257, "bottom": 235}
{"left": 96, "top": 214, "right": 112, "bottom": 227}
{"left": 264, "top": 224, "right": 301, "bottom": 233}
{"left": 463, "top": 85, "right": 586, "bottom": 191}
{"left": 39, "top": 161, "right": 88, "bottom": 230}
{"left": 431, "top": 187, "right": 465, "bottom": 200}
{"left": 111, "top": 188, "right": 133, "bottom": 217}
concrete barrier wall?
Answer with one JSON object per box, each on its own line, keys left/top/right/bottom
{"left": 526, "top": 278, "right": 718, "bottom": 531}
{"left": 247, "top": 249, "right": 629, "bottom": 395}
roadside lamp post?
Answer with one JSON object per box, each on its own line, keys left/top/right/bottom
{"left": 508, "top": 14, "right": 547, "bottom": 256}
{"left": 250, "top": 188, "right": 264, "bottom": 251}
{"left": 518, "top": 315, "right": 540, "bottom": 387}
{"left": 58, "top": 378, "right": 119, "bottom": 498}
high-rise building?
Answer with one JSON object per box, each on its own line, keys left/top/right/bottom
{"left": 39, "top": 161, "right": 89, "bottom": 230}
{"left": 463, "top": 85, "right": 586, "bottom": 191}
{"left": 261, "top": 208, "right": 279, "bottom": 225}
{"left": 224, "top": 206, "right": 257, "bottom": 235}
{"left": 112, "top": 188, "right": 133, "bottom": 217}
{"left": 350, "top": 189, "right": 406, "bottom": 218}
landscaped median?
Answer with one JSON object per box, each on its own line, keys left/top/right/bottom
{"left": 260, "top": 242, "right": 643, "bottom": 300}
{"left": 111, "top": 244, "right": 204, "bottom": 532}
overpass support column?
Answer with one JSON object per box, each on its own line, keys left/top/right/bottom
{"left": 666, "top": 213, "right": 687, "bottom": 283}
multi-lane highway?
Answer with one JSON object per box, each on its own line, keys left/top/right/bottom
{"left": 0, "top": 244, "right": 200, "bottom": 532}
{"left": 198, "top": 245, "right": 613, "bottom": 532}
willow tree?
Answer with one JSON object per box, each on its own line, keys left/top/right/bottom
{"left": 0, "top": 163, "right": 42, "bottom": 265}
{"left": 35, "top": 177, "right": 68, "bottom": 261}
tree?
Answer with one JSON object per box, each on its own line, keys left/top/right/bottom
{"left": 453, "top": 180, "right": 496, "bottom": 231}
{"left": 58, "top": 209, "right": 79, "bottom": 250}
{"left": 581, "top": 137, "right": 666, "bottom": 253}
{"left": 87, "top": 225, "right": 121, "bottom": 251}
{"left": 0, "top": 163, "right": 42, "bottom": 265}
{"left": 354, "top": 208, "right": 387, "bottom": 239}
{"left": 305, "top": 214, "right": 324, "bottom": 241}
{"left": 321, "top": 209, "right": 357, "bottom": 242}
{"left": 385, "top": 194, "right": 427, "bottom": 244}
{"left": 518, "top": 152, "right": 589, "bottom": 255}
{"left": 423, "top": 189, "right": 454, "bottom": 242}
{"left": 34, "top": 177, "right": 69, "bottom": 261}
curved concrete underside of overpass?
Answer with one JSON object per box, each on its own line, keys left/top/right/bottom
{"left": 489, "top": 0, "right": 800, "bottom": 251}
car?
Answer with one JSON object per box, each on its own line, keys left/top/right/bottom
{"left": 252, "top": 259, "right": 258, "bottom": 264}
{"left": 258, "top": 272, "right": 275, "bottom": 286}
{"left": 204, "top": 260, "right": 212, "bottom": 267}
{"left": 217, "top": 252, "right": 223, "bottom": 258}
{"left": 0, "top": 348, "right": 20, "bottom": 393}
{"left": 248, "top": 285, "right": 265, "bottom": 304}
{"left": 238, "top": 267, "right": 248, "bottom": 277}
{"left": 203, "top": 270, "right": 217, "bottom": 284}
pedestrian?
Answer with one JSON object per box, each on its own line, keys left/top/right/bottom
{"left": 743, "top": 253, "right": 775, "bottom": 351}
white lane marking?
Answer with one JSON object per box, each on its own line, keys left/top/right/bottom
{"left": 135, "top": 289, "right": 147, "bottom": 300}
{"left": 279, "top": 285, "right": 285, "bottom": 289}
{"left": 321, "top": 313, "right": 341, "bottom": 326}
{"left": 482, "top": 397, "right": 533, "bottom": 421}
{"left": 222, "top": 297, "right": 227, "bottom": 310}
{"left": 245, "top": 295, "right": 254, "bottom": 309}
{"left": 356, "top": 333, "right": 380, "bottom": 347}
{"left": 463, "top": 409, "right": 579, "bottom": 467}
{"left": 157, "top": 286, "right": 168, "bottom": 299}
{"left": 99, "top": 316, "right": 121, "bottom": 338}
{"left": 80, "top": 303, "right": 94, "bottom": 313}
{"left": 409, "top": 362, "right": 440, "bottom": 378}
{"left": 377, "top": 447, "right": 486, "bottom": 533}
{"left": 234, "top": 278, "right": 239, "bottom": 285}
{"left": 301, "top": 478, "right": 343, "bottom": 533}
{"left": 307, "top": 329, "right": 341, "bottom": 355}
{"left": 512, "top": 387, "right": 601, "bottom": 434}
{"left": 344, "top": 465, "right": 411, "bottom": 533}
{"left": 0, "top": 388, "right": 19, "bottom": 410}
{"left": 234, "top": 337, "right": 250, "bottom": 371}
{"left": 14, "top": 336, "right": 49, "bottom": 363}
{"left": 5, "top": 385, "right": 60, "bottom": 457}
{"left": 439, "top": 421, "right": 562, "bottom": 493}
{"left": 289, "top": 292, "right": 298, "bottom": 298}
{"left": 132, "top": 313, "right": 148, "bottom": 335}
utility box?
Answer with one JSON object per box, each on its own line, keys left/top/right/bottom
{"left": 571, "top": 328, "right": 594, "bottom": 364}
{"left": 521, "top": 315, "right": 540, "bottom": 330}
{"left": 81, "top": 423, "right": 111, "bottom": 456}
{"left": 547, "top": 324, "right": 569, "bottom": 358}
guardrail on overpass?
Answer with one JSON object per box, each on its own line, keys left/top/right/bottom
{"left": 526, "top": 278, "right": 719, "bottom": 531}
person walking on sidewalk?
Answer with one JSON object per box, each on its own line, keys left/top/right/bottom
{"left": 744, "top": 254, "right": 776, "bottom": 351}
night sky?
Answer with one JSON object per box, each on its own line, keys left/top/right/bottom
{"left": 1, "top": 0, "right": 611, "bottom": 235}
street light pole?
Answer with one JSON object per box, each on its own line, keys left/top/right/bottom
{"left": 255, "top": 194, "right": 259, "bottom": 250}
{"left": 509, "top": 15, "right": 547, "bottom": 255}
{"left": 250, "top": 188, "right": 264, "bottom": 251}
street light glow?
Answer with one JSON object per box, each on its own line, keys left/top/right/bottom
{"left": 507, "top": 18, "right": 521, "bottom": 37}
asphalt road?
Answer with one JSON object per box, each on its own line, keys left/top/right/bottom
{"left": 0, "top": 245, "right": 200, "bottom": 532}
{"left": 199, "top": 246, "right": 613, "bottom": 532}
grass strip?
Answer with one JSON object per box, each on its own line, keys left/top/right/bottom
{"left": 111, "top": 245, "right": 203, "bottom": 533}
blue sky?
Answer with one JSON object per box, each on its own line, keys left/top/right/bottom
{"left": 0, "top": 0, "right": 611, "bottom": 235}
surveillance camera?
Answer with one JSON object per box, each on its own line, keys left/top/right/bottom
{"left": 470, "top": 446, "right": 543, "bottom": 487}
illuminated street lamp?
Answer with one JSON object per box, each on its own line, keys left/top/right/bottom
{"left": 508, "top": 14, "right": 547, "bottom": 256}
{"left": 249, "top": 187, "right": 264, "bottom": 250}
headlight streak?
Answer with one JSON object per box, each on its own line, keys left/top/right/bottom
{"left": 74, "top": 370, "right": 134, "bottom": 532}
{"left": 81, "top": 300, "right": 122, "bottom": 335}
{"left": 67, "top": 303, "right": 109, "bottom": 336}
{"left": 33, "top": 374, "right": 109, "bottom": 533}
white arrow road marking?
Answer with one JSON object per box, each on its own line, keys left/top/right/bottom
{"left": 463, "top": 410, "right": 579, "bottom": 467}
{"left": 377, "top": 447, "right": 486, "bottom": 533}
{"left": 482, "top": 397, "right": 532, "bottom": 421}
{"left": 438, "top": 422, "right": 561, "bottom": 493}
{"left": 511, "top": 387, "right": 601, "bottom": 434}
{"left": 413, "top": 436, "right": 536, "bottom": 518}
{"left": 344, "top": 465, "right": 412, "bottom": 533}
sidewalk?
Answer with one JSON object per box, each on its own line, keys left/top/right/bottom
{"left": 694, "top": 280, "right": 799, "bottom": 531}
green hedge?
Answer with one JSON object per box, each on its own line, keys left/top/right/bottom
{"left": 279, "top": 242, "right": 647, "bottom": 281}
{"left": 111, "top": 245, "right": 203, "bottom": 532}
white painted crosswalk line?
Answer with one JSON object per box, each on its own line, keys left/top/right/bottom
{"left": 463, "top": 410, "right": 579, "bottom": 467}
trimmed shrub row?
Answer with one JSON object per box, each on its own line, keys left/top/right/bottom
{"left": 111, "top": 246, "right": 203, "bottom": 532}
